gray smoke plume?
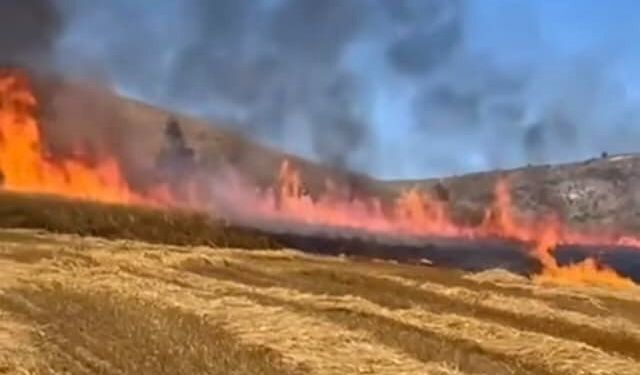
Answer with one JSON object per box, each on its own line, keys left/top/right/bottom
{"left": 48, "top": 0, "right": 463, "bottom": 174}
{"left": 384, "top": 0, "right": 463, "bottom": 75}
{"left": 0, "top": 0, "right": 62, "bottom": 68}
{"left": 43, "top": 0, "right": 640, "bottom": 179}
{"left": 165, "top": 0, "right": 371, "bottom": 170}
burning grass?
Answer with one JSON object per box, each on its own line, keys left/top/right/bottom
{"left": 1, "top": 68, "right": 639, "bottom": 289}
{"left": 0, "top": 70, "right": 165, "bottom": 205}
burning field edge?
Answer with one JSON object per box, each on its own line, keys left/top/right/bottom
{"left": 2, "top": 68, "right": 640, "bottom": 288}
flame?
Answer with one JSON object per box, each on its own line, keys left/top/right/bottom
{"left": 393, "top": 187, "right": 461, "bottom": 236}
{"left": 271, "top": 160, "right": 391, "bottom": 230}
{"left": 533, "top": 258, "right": 635, "bottom": 289}
{"left": 259, "top": 161, "right": 637, "bottom": 289}
{"left": 0, "top": 70, "right": 170, "bottom": 205}
{"left": 0, "top": 69, "right": 634, "bottom": 289}
{"left": 480, "top": 178, "right": 535, "bottom": 240}
{"left": 483, "top": 180, "right": 634, "bottom": 288}
{"left": 261, "top": 160, "right": 463, "bottom": 235}
{"left": 530, "top": 221, "right": 634, "bottom": 289}
{"left": 526, "top": 212, "right": 634, "bottom": 288}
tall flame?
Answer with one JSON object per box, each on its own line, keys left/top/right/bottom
{"left": 482, "top": 180, "right": 634, "bottom": 288}
{"left": 0, "top": 70, "right": 165, "bottom": 204}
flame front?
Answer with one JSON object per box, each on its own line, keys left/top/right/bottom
{"left": 482, "top": 181, "right": 635, "bottom": 289}
{"left": 256, "top": 161, "right": 637, "bottom": 289}
{"left": 0, "top": 69, "right": 635, "bottom": 289}
{"left": 0, "top": 71, "right": 160, "bottom": 204}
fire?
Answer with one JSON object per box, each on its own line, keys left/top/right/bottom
{"left": 394, "top": 187, "right": 461, "bottom": 236}
{"left": 0, "top": 70, "right": 167, "bottom": 205}
{"left": 479, "top": 178, "right": 538, "bottom": 241}
{"left": 533, "top": 258, "right": 635, "bottom": 289}
{"left": 259, "top": 160, "right": 464, "bottom": 235}
{"left": 261, "top": 161, "right": 637, "bottom": 289}
{"left": 480, "top": 179, "right": 634, "bottom": 288}
{"left": 529, "top": 220, "right": 634, "bottom": 289}
{"left": 0, "top": 69, "right": 634, "bottom": 289}
{"left": 272, "top": 160, "right": 391, "bottom": 230}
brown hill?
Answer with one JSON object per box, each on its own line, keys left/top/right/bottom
{"left": 31, "top": 74, "right": 391, "bottom": 199}
{"left": 30, "top": 73, "right": 640, "bottom": 234}
{"left": 388, "top": 154, "right": 640, "bottom": 233}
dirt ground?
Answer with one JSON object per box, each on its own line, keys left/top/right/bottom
{"left": 0, "top": 229, "right": 639, "bottom": 375}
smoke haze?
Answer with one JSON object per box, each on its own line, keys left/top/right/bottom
{"left": 0, "top": 0, "right": 62, "bottom": 68}
{"left": 14, "top": 0, "right": 640, "bottom": 179}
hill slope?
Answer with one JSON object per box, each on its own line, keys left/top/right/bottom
{"left": 388, "top": 154, "right": 640, "bottom": 233}
{"left": 32, "top": 75, "right": 640, "bottom": 235}
{"left": 32, "top": 74, "right": 389, "bottom": 198}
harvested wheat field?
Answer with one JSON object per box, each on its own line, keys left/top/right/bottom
{"left": 0, "top": 229, "right": 638, "bottom": 375}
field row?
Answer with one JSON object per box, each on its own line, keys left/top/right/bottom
{"left": 0, "top": 230, "right": 639, "bottom": 374}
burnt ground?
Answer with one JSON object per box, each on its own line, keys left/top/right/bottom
{"left": 271, "top": 230, "right": 640, "bottom": 282}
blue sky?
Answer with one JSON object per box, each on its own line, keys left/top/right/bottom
{"left": 365, "top": 0, "right": 640, "bottom": 178}
{"left": 471, "top": 0, "right": 640, "bottom": 101}
{"left": 469, "top": 0, "right": 640, "bottom": 73}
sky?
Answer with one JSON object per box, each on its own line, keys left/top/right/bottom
{"left": 348, "top": 0, "right": 640, "bottom": 178}
{"left": 51, "top": 0, "right": 640, "bottom": 179}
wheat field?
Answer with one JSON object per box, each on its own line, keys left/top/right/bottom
{"left": 1, "top": 229, "right": 639, "bottom": 374}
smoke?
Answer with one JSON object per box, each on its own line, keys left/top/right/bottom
{"left": 384, "top": 0, "right": 463, "bottom": 75}
{"left": 39, "top": 0, "right": 640, "bottom": 179}
{"left": 0, "top": 0, "right": 63, "bottom": 69}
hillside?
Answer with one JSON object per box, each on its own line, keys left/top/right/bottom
{"left": 30, "top": 74, "right": 640, "bottom": 235}
{"left": 388, "top": 154, "right": 640, "bottom": 234}
{"left": 1, "top": 229, "right": 640, "bottom": 375}
{"left": 31, "top": 74, "right": 390, "bottom": 199}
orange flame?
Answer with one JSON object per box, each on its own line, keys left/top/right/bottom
{"left": 263, "top": 161, "right": 637, "bottom": 289}
{"left": 270, "top": 160, "right": 391, "bottom": 230}
{"left": 0, "top": 70, "right": 170, "bottom": 205}
{"left": 533, "top": 258, "right": 635, "bottom": 289}
{"left": 482, "top": 179, "right": 634, "bottom": 288}
{"left": 393, "top": 187, "right": 461, "bottom": 236}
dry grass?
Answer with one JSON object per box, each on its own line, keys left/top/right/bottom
{"left": 0, "top": 287, "right": 302, "bottom": 375}
{"left": 0, "top": 190, "right": 279, "bottom": 249}
{"left": 0, "top": 229, "right": 638, "bottom": 374}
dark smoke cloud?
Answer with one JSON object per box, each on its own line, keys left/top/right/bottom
{"left": 164, "top": 0, "right": 371, "bottom": 169}
{"left": 383, "top": 0, "right": 463, "bottom": 75}
{"left": 270, "top": 0, "right": 364, "bottom": 64}
{"left": 49, "top": 0, "right": 465, "bottom": 174}
{"left": 0, "top": 0, "right": 62, "bottom": 68}
{"left": 44, "top": 0, "right": 640, "bottom": 179}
